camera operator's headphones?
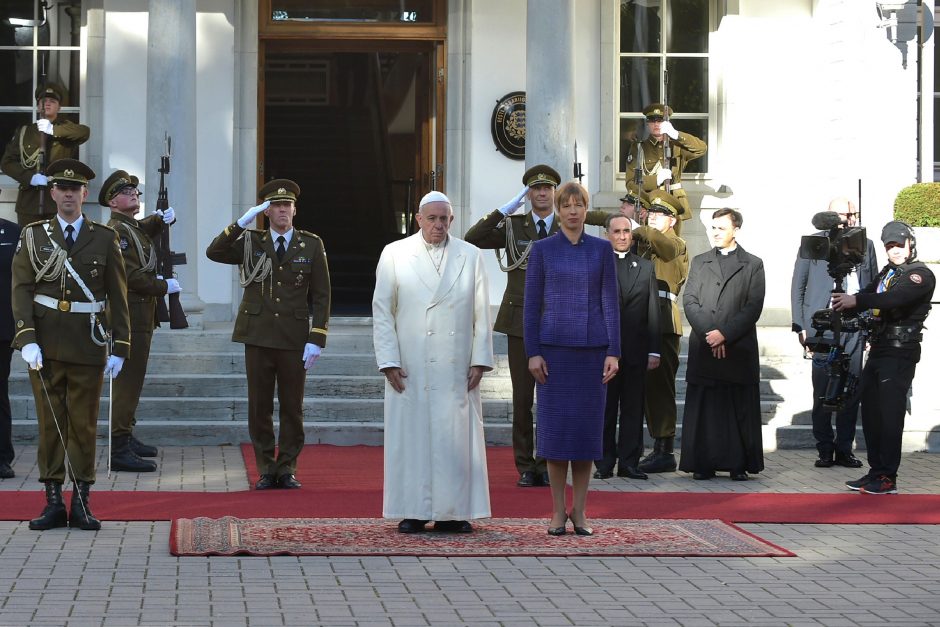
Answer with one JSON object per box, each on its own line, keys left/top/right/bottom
{"left": 880, "top": 221, "right": 917, "bottom": 262}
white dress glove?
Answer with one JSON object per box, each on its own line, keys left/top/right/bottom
{"left": 21, "top": 343, "right": 43, "bottom": 370}
{"left": 30, "top": 173, "right": 48, "bottom": 187}
{"left": 237, "top": 201, "right": 270, "bottom": 229}
{"left": 104, "top": 355, "right": 125, "bottom": 378}
{"left": 165, "top": 278, "right": 181, "bottom": 294}
{"left": 656, "top": 168, "right": 673, "bottom": 186}
{"left": 660, "top": 120, "right": 679, "bottom": 140}
{"left": 157, "top": 206, "right": 176, "bottom": 224}
{"left": 498, "top": 186, "right": 529, "bottom": 216}
{"left": 302, "top": 343, "right": 322, "bottom": 370}
{"left": 36, "top": 119, "right": 54, "bottom": 135}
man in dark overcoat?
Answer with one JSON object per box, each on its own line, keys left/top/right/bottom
{"left": 679, "top": 208, "right": 765, "bottom": 481}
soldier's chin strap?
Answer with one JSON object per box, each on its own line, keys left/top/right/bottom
{"left": 32, "top": 364, "right": 91, "bottom": 521}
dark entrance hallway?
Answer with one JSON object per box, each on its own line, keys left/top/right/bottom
{"left": 262, "top": 49, "right": 437, "bottom": 315}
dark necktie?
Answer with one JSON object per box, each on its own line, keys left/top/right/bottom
{"left": 276, "top": 235, "right": 286, "bottom": 261}
{"left": 65, "top": 225, "right": 75, "bottom": 249}
{"left": 537, "top": 219, "right": 548, "bottom": 239}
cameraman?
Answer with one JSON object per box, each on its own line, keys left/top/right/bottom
{"left": 832, "top": 221, "right": 935, "bottom": 494}
{"left": 791, "top": 198, "right": 877, "bottom": 469}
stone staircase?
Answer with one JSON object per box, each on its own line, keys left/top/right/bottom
{"left": 10, "top": 318, "right": 889, "bottom": 451}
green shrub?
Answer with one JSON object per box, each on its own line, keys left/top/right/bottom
{"left": 894, "top": 183, "right": 940, "bottom": 227}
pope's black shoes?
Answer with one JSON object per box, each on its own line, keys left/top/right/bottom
{"left": 68, "top": 481, "right": 101, "bottom": 531}
{"left": 111, "top": 435, "right": 157, "bottom": 472}
{"left": 29, "top": 481, "right": 68, "bottom": 530}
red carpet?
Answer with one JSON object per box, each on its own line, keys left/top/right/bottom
{"left": 2, "top": 445, "right": 939, "bottom": 524}
{"left": 170, "top": 516, "right": 795, "bottom": 557}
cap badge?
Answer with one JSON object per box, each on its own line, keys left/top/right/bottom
{"left": 64, "top": 169, "right": 74, "bottom": 178}
{"left": 277, "top": 187, "right": 286, "bottom": 195}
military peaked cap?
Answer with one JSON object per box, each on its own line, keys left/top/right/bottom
{"left": 259, "top": 178, "right": 300, "bottom": 202}
{"left": 643, "top": 103, "right": 673, "bottom": 119}
{"left": 522, "top": 164, "right": 561, "bottom": 188}
{"left": 646, "top": 189, "right": 681, "bottom": 217}
{"left": 35, "top": 82, "right": 65, "bottom": 103}
{"left": 46, "top": 158, "right": 95, "bottom": 186}
{"left": 98, "top": 170, "right": 139, "bottom": 206}
{"left": 620, "top": 182, "right": 650, "bottom": 209}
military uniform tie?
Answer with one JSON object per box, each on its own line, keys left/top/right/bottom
{"left": 276, "top": 235, "right": 286, "bottom": 261}
{"left": 537, "top": 219, "right": 548, "bottom": 239}
{"left": 65, "top": 225, "right": 75, "bottom": 249}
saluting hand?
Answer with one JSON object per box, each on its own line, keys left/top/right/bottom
{"left": 467, "top": 366, "right": 485, "bottom": 391}
{"left": 383, "top": 367, "right": 407, "bottom": 393}
{"left": 237, "top": 201, "right": 270, "bottom": 229}
{"left": 499, "top": 186, "right": 529, "bottom": 216}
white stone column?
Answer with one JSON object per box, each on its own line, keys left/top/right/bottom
{"left": 526, "top": 0, "right": 575, "bottom": 181}
{"left": 145, "top": 0, "right": 204, "bottom": 324}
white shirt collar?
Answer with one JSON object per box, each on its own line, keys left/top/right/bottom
{"left": 270, "top": 228, "right": 294, "bottom": 246}
{"left": 56, "top": 213, "right": 84, "bottom": 236}
{"left": 533, "top": 212, "right": 554, "bottom": 231}
{"left": 420, "top": 231, "right": 449, "bottom": 249}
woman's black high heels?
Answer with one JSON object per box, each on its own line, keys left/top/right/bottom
{"left": 568, "top": 510, "right": 593, "bottom": 536}
{"left": 547, "top": 513, "right": 568, "bottom": 536}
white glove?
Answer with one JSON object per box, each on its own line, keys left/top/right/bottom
{"left": 302, "top": 343, "right": 322, "bottom": 370}
{"left": 104, "top": 355, "right": 125, "bottom": 378}
{"left": 157, "top": 206, "right": 176, "bottom": 224}
{"left": 660, "top": 120, "right": 679, "bottom": 140}
{"left": 21, "top": 343, "right": 43, "bottom": 370}
{"left": 498, "top": 186, "right": 529, "bottom": 216}
{"left": 656, "top": 168, "right": 673, "bottom": 186}
{"left": 30, "top": 173, "right": 48, "bottom": 187}
{"left": 237, "top": 201, "right": 270, "bottom": 228}
{"left": 36, "top": 119, "right": 54, "bottom": 135}
{"left": 165, "top": 278, "right": 181, "bottom": 294}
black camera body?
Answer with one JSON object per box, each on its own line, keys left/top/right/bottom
{"left": 799, "top": 214, "right": 869, "bottom": 410}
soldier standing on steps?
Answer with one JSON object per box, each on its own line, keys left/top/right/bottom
{"left": 101, "top": 170, "right": 179, "bottom": 472}
{"left": 206, "top": 179, "right": 331, "bottom": 491}
{"left": 12, "top": 159, "right": 130, "bottom": 531}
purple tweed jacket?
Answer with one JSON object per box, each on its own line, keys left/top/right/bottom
{"left": 523, "top": 231, "right": 621, "bottom": 358}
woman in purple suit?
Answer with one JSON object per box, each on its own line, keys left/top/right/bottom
{"left": 524, "top": 181, "right": 620, "bottom": 536}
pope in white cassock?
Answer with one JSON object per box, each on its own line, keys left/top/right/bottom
{"left": 372, "top": 191, "right": 494, "bottom": 534}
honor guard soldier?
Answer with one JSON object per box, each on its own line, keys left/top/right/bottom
{"left": 632, "top": 190, "right": 689, "bottom": 473}
{"left": 832, "top": 221, "right": 935, "bottom": 494}
{"left": 206, "top": 179, "right": 331, "bottom": 491}
{"left": 625, "top": 104, "right": 706, "bottom": 236}
{"left": 102, "top": 170, "right": 178, "bottom": 472}
{"left": 466, "top": 164, "right": 610, "bottom": 487}
{"left": 12, "top": 158, "right": 131, "bottom": 531}
{"left": 1, "top": 83, "right": 91, "bottom": 227}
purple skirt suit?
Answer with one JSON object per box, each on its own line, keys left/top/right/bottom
{"left": 523, "top": 231, "right": 620, "bottom": 460}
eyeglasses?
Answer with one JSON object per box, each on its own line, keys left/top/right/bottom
{"left": 117, "top": 188, "right": 141, "bottom": 197}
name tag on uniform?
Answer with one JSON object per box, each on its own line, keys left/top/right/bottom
{"left": 40, "top": 245, "right": 54, "bottom": 253}
{"left": 517, "top": 239, "right": 532, "bottom": 246}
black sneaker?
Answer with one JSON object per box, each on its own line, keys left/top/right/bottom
{"left": 845, "top": 473, "right": 872, "bottom": 491}
{"left": 859, "top": 475, "right": 898, "bottom": 495}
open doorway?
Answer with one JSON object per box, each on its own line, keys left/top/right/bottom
{"left": 261, "top": 45, "right": 441, "bottom": 315}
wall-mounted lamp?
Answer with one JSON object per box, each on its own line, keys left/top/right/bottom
{"left": 875, "top": 2, "right": 905, "bottom": 31}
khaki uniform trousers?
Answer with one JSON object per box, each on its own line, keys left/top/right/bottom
{"left": 30, "top": 360, "right": 104, "bottom": 483}
{"left": 110, "top": 329, "right": 153, "bottom": 438}
{"left": 245, "top": 344, "right": 307, "bottom": 478}
{"left": 508, "top": 335, "right": 546, "bottom": 475}
{"left": 643, "top": 333, "right": 680, "bottom": 439}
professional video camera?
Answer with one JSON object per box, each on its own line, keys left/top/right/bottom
{"left": 798, "top": 211, "right": 870, "bottom": 410}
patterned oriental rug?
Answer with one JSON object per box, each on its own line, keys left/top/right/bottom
{"left": 170, "top": 516, "right": 795, "bottom": 558}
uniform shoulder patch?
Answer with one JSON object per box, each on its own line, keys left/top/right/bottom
{"left": 910, "top": 272, "right": 923, "bottom": 284}
{"left": 119, "top": 237, "right": 129, "bottom": 250}
{"left": 297, "top": 229, "right": 321, "bottom": 240}
{"left": 24, "top": 218, "right": 51, "bottom": 228}
{"left": 92, "top": 221, "right": 116, "bottom": 233}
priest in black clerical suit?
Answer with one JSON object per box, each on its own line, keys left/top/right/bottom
{"left": 594, "top": 214, "right": 661, "bottom": 480}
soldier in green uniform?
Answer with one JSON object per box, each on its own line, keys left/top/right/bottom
{"left": 206, "top": 179, "right": 331, "bottom": 490}
{"left": 1, "top": 84, "right": 91, "bottom": 227}
{"left": 465, "top": 165, "right": 610, "bottom": 487}
{"left": 12, "top": 159, "right": 131, "bottom": 531}
{"left": 633, "top": 190, "right": 689, "bottom": 473}
{"left": 101, "top": 170, "right": 178, "bottom": 472}
{"left": 625, "top": 104, "right": 706, "bottom": 236}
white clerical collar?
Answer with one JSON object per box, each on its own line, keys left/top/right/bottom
{"left": 615, "top": 251, "right": 629, "bottom": 259}
{"left": 420, "top": 231, "right": 449, "bottom": 249}
{"left": 57, "top": 213, "right": 84, "bottom": 235}
{"left": 718, "top": 243, "right": 738, "bottom": 255}
{"left": 270, "top": 228, "right": 294, "bottom": 246}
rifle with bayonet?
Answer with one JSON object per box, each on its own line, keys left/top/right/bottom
{"left": 154, "top": 133, "right": 188, "bottom": 329}
{"left": 574, "top": 141, "right": 584, "bottom": 184}
{"left": 36, "top": 55, "right": 47, "bottom": 215}
{"left": 660, "top": 69, "right": 672, "bottom": 193}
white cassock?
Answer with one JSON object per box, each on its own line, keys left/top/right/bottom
{"left": 372, "top": 232, "right": 494, "bottom": 521}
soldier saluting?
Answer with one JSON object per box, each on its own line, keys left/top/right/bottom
{"left": 1, "top": 83, "right": 90, "bottom": 227}
{"left": 12, "top": 159, "right": 131, "bottom": 531}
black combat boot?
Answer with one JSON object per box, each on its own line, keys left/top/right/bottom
{"left": 638, "top": 437, "right": 677, "bottom": 473}
{"left": 28, "top": 481, "right": 68, "bottom": 531}
{"left": 111, "top": 435, "right": 157, "bottom": 472}
{"left": 68, "top": 482, "right": 101, "bottom": 531}
{"left": 637, "top": 438, "right": 662, "bottom": 469}
{"left": 129, "top": 434, "right": 158, "bottom": 458}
